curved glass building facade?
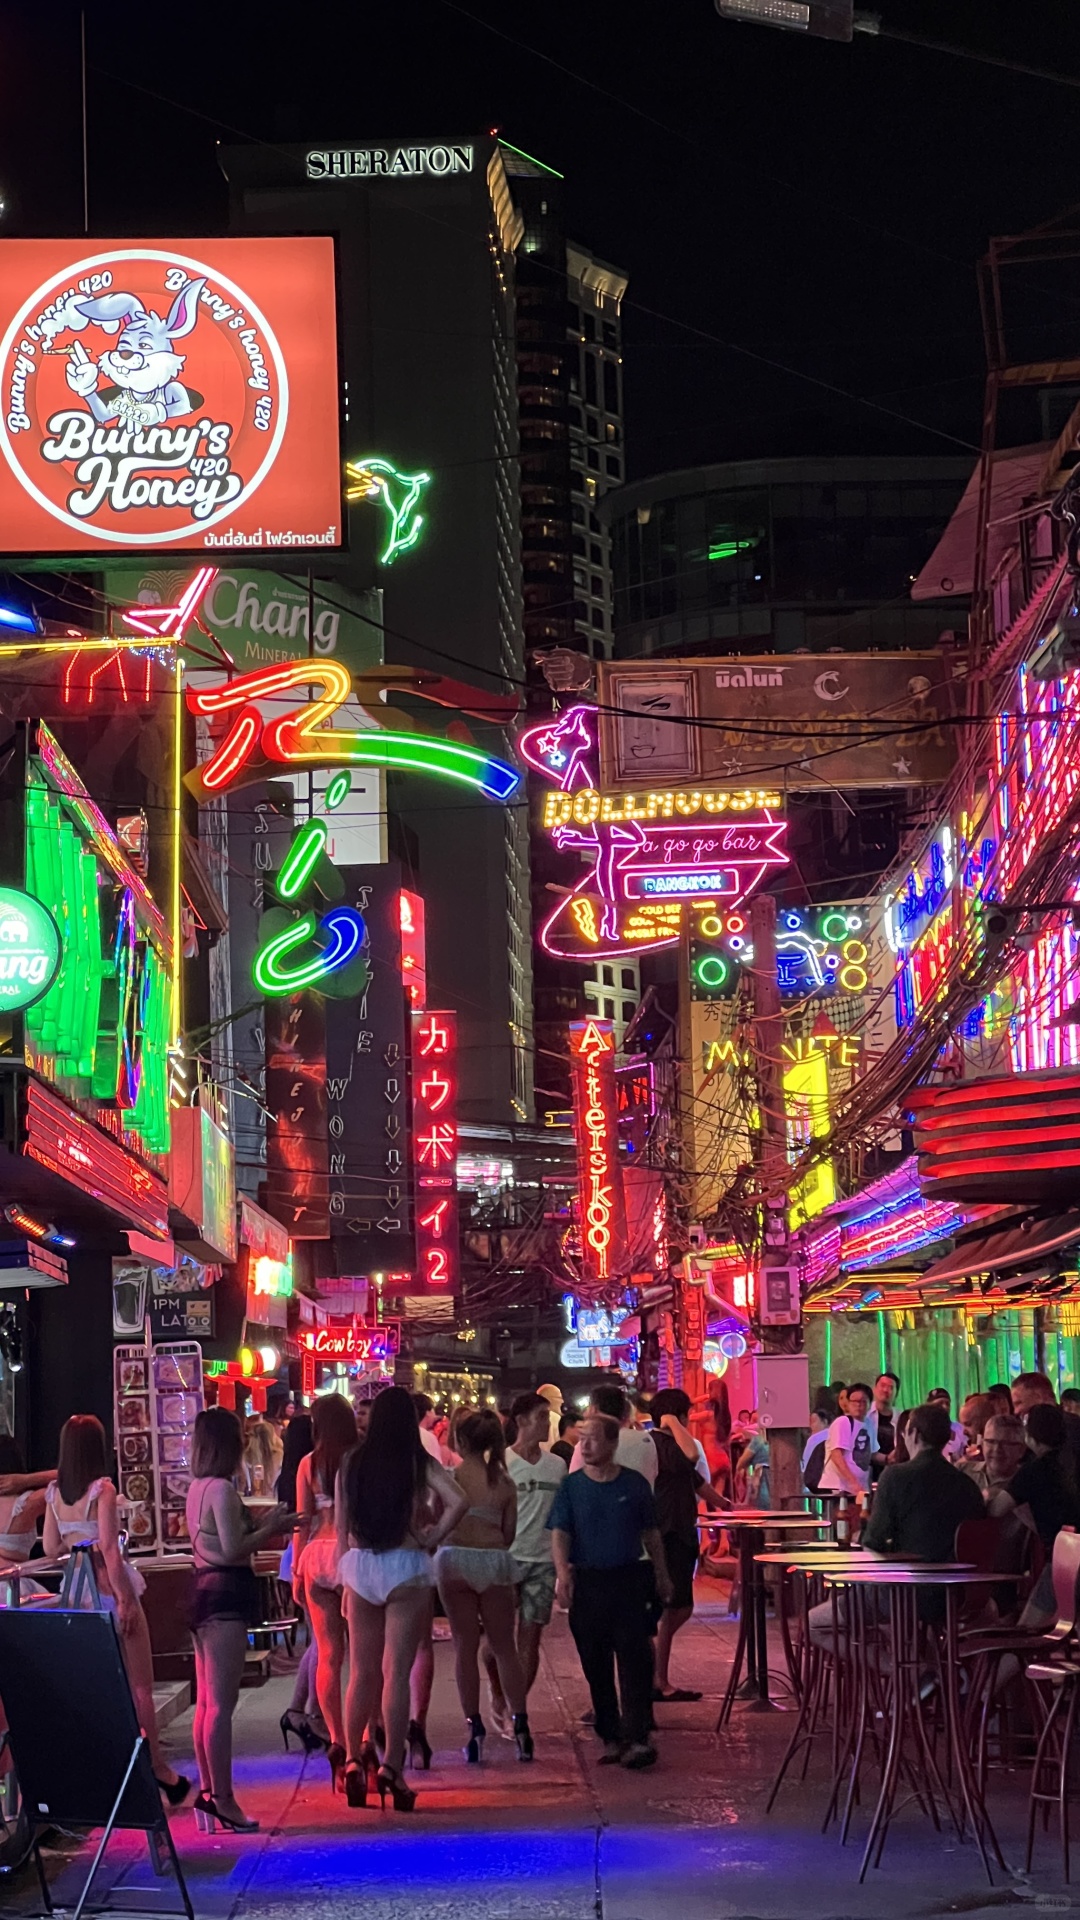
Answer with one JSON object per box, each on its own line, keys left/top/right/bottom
{"left": 601, "top": 456, "right": 971, "bottom": 658}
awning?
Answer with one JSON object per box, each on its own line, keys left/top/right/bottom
{"left": 918, "top": 1209, "right": 1080, "bottom": 1288}
{"left": 911, "top": 444, "right": 1049, "bottom": 602}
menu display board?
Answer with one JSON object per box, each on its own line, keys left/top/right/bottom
{"left": 113, "top": 1340, "right": 204, "bottom": 1552}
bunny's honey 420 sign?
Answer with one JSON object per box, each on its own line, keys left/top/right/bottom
{"left": 0, "top": 239, "right": 341, "bottom": 553}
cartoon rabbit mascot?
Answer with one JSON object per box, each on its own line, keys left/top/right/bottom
{"left": 44, "top": 278, "right": 206, "bottom": 429}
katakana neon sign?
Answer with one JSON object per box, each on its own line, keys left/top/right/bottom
{"left": 345, "top": 457, "right": 432, "bottom": 564}
{"left": 568, "top": 1018, "right": 628, "bottom": 1286}
{"left": 411, "top": 1009, "right": 459, "bottom": 1293}
{"left": 185, "top": 659, "right": 520, "bottom": 804}
{"left": 519, "top": 705, "right": 788, "bottom": 961}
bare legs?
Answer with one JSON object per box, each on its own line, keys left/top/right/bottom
{"left": 289, "top": 1639, "right": 319, "bottom": 1718}
{"left": 191, "top": 1617, "right": 249, "bottom": 1820}
{"left": 305, "top": 1580, "right": 347, "bottom": 1750}
{"left": 121, "top": 1606, "right": 180, "bottom": 1784}
{"left": 443, "top": 1580, "right": 526, "bottom": 1720}
{"left": 655, "top": 1605, "right": 693, "bottom": 1692}
{"left": 410, "top": 1594, "right": 435, "bottom": 1731}
{"left": 344, "top": 1585, "right": 431, "bottom": 1772}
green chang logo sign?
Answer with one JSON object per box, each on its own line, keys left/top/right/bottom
{"left": 0, "top": 887, "right": 62, "bottom": 1010}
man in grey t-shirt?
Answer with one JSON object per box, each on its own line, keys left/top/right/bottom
{"left": 484, "top": 1392, "right": 566, "bottom": 1736}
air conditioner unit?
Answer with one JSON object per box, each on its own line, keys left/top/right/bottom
{"left": 758, "top": 1263, "right": 801, "bottom": 1326}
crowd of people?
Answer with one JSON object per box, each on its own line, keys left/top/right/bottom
{"left": 4, "top": 1362, "right": 1079, "bottom": 1835}
{"left": 0, "top": 1377, "right": 724, "bottom": 1833}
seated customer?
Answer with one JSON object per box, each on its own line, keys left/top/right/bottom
{"left": 989, "top": 1402, "right": 1080, "bottom": 1626}
{"left": 967, "top": 1413, "right": 1027, "bottom": 1494}
{"left": 808, "top": 1403, "right": 982, "bottom": 1642}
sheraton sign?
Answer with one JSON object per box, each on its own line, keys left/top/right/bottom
{"left": 306, "top": 145, "right": 473, "bottom": 180}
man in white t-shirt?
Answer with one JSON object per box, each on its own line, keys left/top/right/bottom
{"left": 817, "top": 1382, "right": 874, "bottom": 1496}
{"left": 569, "top": 1384, "right": 658, "bottom": 1486}
{"left": 484, "top": 1392, "right": 567, "bottom": 1737}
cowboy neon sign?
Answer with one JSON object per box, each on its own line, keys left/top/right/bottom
{"left": 569, "top": 1018, "right": 628, "bottom": 1285}
{"left": 185, "top": 660, "right": 520, "bottom": 803}
{"left": 302, "top": 1321, "right": 401, "bottom": 1362}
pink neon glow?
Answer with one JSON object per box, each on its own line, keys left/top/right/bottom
{"left": 122, "top": 566, "right": 217, "bottom": 641}
{"left": 520, "top": 704, "right": 787, "bottom": 959}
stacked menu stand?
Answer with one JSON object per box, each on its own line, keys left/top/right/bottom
{"left": 113, "top": 1340, "right": 204, "bottom": 1555}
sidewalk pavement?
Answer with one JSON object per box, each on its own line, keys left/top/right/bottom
{"left": 9, "top": 1574, "right": 1075, "bottom": 1920}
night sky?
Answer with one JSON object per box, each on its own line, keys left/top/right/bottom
{"left": 1, "top": 0, "right": 1077, "bottom": 476}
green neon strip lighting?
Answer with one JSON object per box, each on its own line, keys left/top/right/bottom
{"left": 24, "top": 768, "right": 172, "bottom": 1154}
{"left": 253, "top": 907, "right": 365, "bottom": 996}
{"left": 277, "top": 819, "right": 327, "bottom": 900}
{"left": 499, "top": 139, "right": 564, "bottom": 179}
{"left": 707, "top": 537, "right": 759, "bottom": 561}
{"left": 324, "top": 771, "right": 351, "bottom": 812}
{"left": 320, "top": 729, "right": 519, "bottom": 800}
{"left": 345, "top": 458, "right": 432, "bottom": 565}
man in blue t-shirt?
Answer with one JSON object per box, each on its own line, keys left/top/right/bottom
{"left": 548, "top": 1412, "right": 673, "bottom": 1768}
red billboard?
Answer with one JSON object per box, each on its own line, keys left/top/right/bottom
{"left": 0, "top": 239, "right": 340, "bottom": 553}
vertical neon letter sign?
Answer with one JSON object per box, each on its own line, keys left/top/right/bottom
{"left": 569, "top": 1018, "right": 628, "bottom": 1286}
{"left": 411, "top": 1010, "right": 459, "bottom": 1293}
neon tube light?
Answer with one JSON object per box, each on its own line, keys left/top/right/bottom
{"left": 0, "top": 605, "right": 37, "bottom": 633}
{"left": 277, "top": 819, "right": 328, "bottom": 900}
{"left": 324, "top": 771, "right": 351, "bottom": 812}
{"left": 253, "top": 906, "right": 366, "bottom": 995}
{"left": 122, "top": 567, "right": 217, "bottom": 641}
{"left": 345, "top": 458, "right": 432, "bottom": 564}
{"left": 187, "top": 659, "right": 519, "bottom": 802}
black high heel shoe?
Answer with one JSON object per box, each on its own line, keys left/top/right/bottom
{"left": 407, "top": 1720, "right": 432, "bottom": 1770}
{"left": 155, "top": 1772, "right": 192, "bottom": 1807}
{"left": 195, "top": 1796, "right": 258, "bottom": 1833}
{"left": 376, "top": 1763, "right": 416, "bottom": 1812}
{"left": 280, "top": 1709, "right": 324, "bottom": 1754}
{"left": 359, "top": 1738, "right": 380, "bottom": 1794}
{"left": 342, "top": 1760, "right": 367, "bottom": 1809}
{"left": 512, "top": 1712, "right": 534, "bottom": 1763}
{"left": 326, "top": 1743, "right": 346, "bottom": 1794}
{"left": 463, "top": 1715, "right": 485, "bottom": 1764}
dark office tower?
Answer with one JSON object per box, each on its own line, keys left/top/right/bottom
{"left": 500, "top": 146, "right": 628, "bottom": 664}
{"left": 219, "top": 136, "right": 533, "bottom": 1124}
{"left": 499, "top": 147, "right": 633, "bottom": 1111}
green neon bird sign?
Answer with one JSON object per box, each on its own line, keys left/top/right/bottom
{"left": 346, "top": 457, "right": 432, "bottom": 564}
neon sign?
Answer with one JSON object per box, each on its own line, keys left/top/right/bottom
{"left": 520, "top": 706, "right": 787, "bottom": 961}
{"left": 345, "top": 458, "right": 432, "bottom": 564}
{"left": 185, "top": 658, "right": 519, "bottom": 804}
{"left": 0, "top": 887, "right": 61, "bottom": 1010}
{"left": 302, "top": 1320, "right": 401, "bottom": 1363}
{"left": 412, "top": 1010, "right": 459, "bottom": 1294}
{"left": 22, "top": 729, "right": 171, "bottom": 1155}
{"left": 689, "top": 903, "right": 869, "bottom": 1002}
{"left": 569, "top": 1018, "right": 628, "bottom": 1285}
{"left": 253, "top": 905, "right": 367, "bottom": 996}
{"left": 784, "top": 1050, "right": 836, "bottom": 1231}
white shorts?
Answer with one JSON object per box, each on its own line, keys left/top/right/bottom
{"left": 339, "top": 1547, "right": 434, "bottom": 1607}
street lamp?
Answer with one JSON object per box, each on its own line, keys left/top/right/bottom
{"left": 714, "top": 0, "right": 879, "bottom": 41}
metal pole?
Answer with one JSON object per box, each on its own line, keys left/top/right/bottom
{"left": 80, "top": 13, "right": 89, "bottom": 234}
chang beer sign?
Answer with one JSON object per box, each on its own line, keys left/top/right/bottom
{"left": 106, "top": 568, "right": 382, "bottom": 675}
{"left": 0, "top": 886, "right": 61, "bottom": 1010}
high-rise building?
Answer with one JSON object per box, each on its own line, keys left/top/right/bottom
{"left": 500, "top": 147, "right": 633, "bottom": 1105}
{"left": 218, "top": 135, "right": 533, "bottom": 1126}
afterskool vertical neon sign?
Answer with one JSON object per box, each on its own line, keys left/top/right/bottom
{"left": 568, "top": 1019, "right": 628, "bottom": 1287}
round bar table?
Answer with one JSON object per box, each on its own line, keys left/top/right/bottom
{"left": 822, "top": 1562, "right": 1022, "bottom": 1884}
{"left": 753, "top": 1548, "right": 883, "bottom": 1804}
{"left": 716, "top": 1511, "right": 831, "bottom": 1724}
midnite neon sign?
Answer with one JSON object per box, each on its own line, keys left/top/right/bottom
{"left": 186, "top": 659, "right": 519, "bottom": 803}
{"left": 569, "top": 1018, "right": 628, "bottom": 1286}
